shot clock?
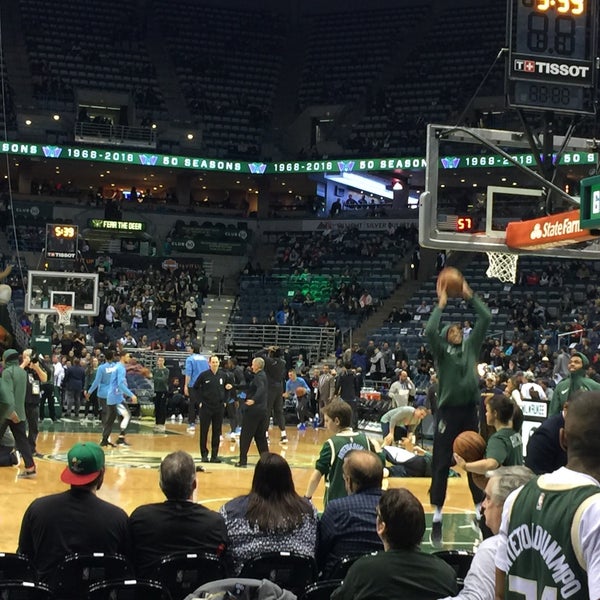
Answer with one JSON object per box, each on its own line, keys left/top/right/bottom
{"left": 45, "top": 224, "right": 79, "bottom": 259}
{"left": 507, "top": 0, "right": 598, "bottom": 114}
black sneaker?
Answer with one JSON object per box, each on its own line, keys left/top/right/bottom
{"left": 210, "top": 457, "right": 222, "bottom": 463}
{"left": 100, "top": 441, "right": 116, "bottom": 448}
{"left": 234, "top": 462, "right": 247, "bottom": 468}
{"left": 201, "top": 455, "right": 210, "bottom": 463}
{"left": 430, "top": 521, "right": 443, "bottom": 548}
{"left": 116, "top": 437, "right": 130, "bottom": 446}
{"left": 195, "top": 465, "right": 206, "bottom": 472}
{"left": 9, "top": 451, "right": 19, "bottom": 466}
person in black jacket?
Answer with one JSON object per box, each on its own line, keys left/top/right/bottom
{"left": 236, "top": 357, "right": 268, "bottom": 468}
{"left": 257, "top": 346, "right": 288, "bottom": 444}
{"left": 335, "top": 364, "right": 361, "bottom": 429}
{"left": 524, "top": 408, "right": 567, "bottom": 475}
{"left": 194, "top": 356, "right": 233, "bottom": 463}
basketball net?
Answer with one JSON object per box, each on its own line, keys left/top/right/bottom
{"left": 53, "top": 303, "right": 73, "bottom": 326}
{"left": 485, "top": 252, "right": 519, "bottom": 284}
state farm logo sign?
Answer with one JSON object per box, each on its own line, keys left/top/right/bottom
{"left": 529, "top": 217, "right": 581, "bottom": 241}
{"left": 506, "top": 210, "right": 595, "bottom": 250}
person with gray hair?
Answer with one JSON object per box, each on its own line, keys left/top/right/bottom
{"left": 129, "top": 450, "right": 231, "bottom": 578}
{"left": 439, "top": 466, "right": 534, "bottom": 600}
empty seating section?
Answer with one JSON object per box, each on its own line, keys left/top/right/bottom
{"left": 235, "top": 229, "right": 414, "bottom": 331}
{"left": 19, "top": 0, "right": 166, "bottom": 117}
{"left": 0, "top": 57, "right": 16, "bottom": 130}
{"left": 297, "top": 6, "right": 429, "bottom": 110}
{"left": 349, "top": 1, "right": 506, "bottom": 155}
{"left": 367, "top": 253, "right": 600, "bottom": 364}
{"left": 152, "top": 0, "right": 285, "bottom": 158}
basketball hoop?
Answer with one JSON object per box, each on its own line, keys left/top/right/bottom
{"left": 53, "top": 303, "right": 73, "bottom": 326}
{"left": 485, "top": 252, "right": 519, "bottom": 284}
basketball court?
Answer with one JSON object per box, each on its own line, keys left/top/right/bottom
{"left": 0, "top": 422, "right": 480, "bottom": 554}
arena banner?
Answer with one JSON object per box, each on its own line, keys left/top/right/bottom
{"left": 12, "top": 201, "right": 54, "bottom": 222}
{"left": 169, "top": 236, "right": 246, "bottom": 255}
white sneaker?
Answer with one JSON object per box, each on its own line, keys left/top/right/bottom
{"left": 154, "top": 425, "right": 166, "bottom": 433}
{"left": 187, "top": 425, "right": 195, "bottom": 434}
{"left": 170, "top": 414, "right": 176, "bottom": 422}
{"left": 177, "top": 415, "right": 183, "bottom": 423}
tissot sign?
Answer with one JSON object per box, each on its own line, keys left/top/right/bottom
{"left": 511, "top": 57, "right": 594, "bottom": 84}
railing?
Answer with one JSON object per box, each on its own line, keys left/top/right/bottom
{"left": 74, "top": 122, "right": 157, "bottom": 148}
{"left": 219, "top": 324, "right": 337, "bottom": 365}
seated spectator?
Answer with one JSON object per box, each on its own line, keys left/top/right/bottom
{"left": 330, "top": 489, "right": 457, "bottom": 600}
{"left": 0, "top": 429, "right": 19, "bottom": 467}
{"left": 317, "top": 450, "right": 384, "bottom": 578}
{"left": 415, "top": 300, "right": 431, "bottom": 315}
{"left": 219, "top": 452, "right": 317, "bottom": 574}
{"left": 524, "top": 404, "right": 567, "bottom": 475}
{"left": 17, "top": 442, "right": 130, "bottom": 582}
{"left": 129, "top": 451, "right": 231, "bottom": 578}
{"left": 439, "top": 466, "right": 534, "bottom": 600}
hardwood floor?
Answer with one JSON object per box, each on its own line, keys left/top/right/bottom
{"left": 0, "top": 419, "right": 478, "bottom": 553}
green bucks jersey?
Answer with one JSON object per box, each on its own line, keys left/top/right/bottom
{"left": 506, "top": 476, "right": 600, "bottom": 600}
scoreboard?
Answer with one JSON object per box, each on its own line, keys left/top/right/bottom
{"left": 507, "top": 0, "right": 598, "bottom": 114}
{"left": 45, "top": 224, "right": 78, "bottom": 259}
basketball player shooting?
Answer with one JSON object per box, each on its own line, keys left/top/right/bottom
{"left": 424, "top": 268, "right": 491, "bottom": 547}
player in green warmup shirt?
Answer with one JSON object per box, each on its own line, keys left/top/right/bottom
{"left": 425, "top": 274, "right": 491, "bottom": 546}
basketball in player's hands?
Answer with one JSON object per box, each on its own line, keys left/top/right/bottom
{"left": 295, "top": 387, "right": 307, "bottom": 397}
{"left": 437, "top": 267, "right": 465, "bottom": 298}
{"left": 452, "top": 430, "right": 486, "bottom": 463}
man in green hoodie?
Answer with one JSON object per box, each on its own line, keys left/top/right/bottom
{"left": 425, "top": 274, "right": 491, "bottom": 546}
{"left": 1, "top": 349, "right": 37, "bottom": 477}
{"left": 548, "top": 351, "right": 600, "bottom": 416}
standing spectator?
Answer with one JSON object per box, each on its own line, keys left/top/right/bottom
{"left": 317, "top": 365, "right": 335, "bottom": 424}
{"left": 105, "top": 301, "right": 118, "bottom": 327}
{"left": 22, "top": 349, "right": 49, "bottom": 457}
{"left": 1, "top": 349, "right": 36, "bottom": 477}
{"left": 305, "top": 400, "right": 382, "bottom": 507}
{"left": 83, "top": 357, "right": 100, "bottom": 420}
{"left": 220, "top": 453, "right": 317, "bottom": 574}
{"left": 335, "top": 365, "right": 360, "bottom": 429}
{"left": 151, "top": 356, "right": 170, "bottom": 433}
{"left": 548, "top": 351, "right": 600, "bottom": 415}
{"left": 387, "top": 370, "right": 416, "bottom": 408}
{"left": 194, "top": 355, "right": 232, "bottom": 463}
{"left": 52, "top": 353, "right": 65, "bottom": 418}
{"left": 63, "top": 357, "right": 86, "bottom": 418}
{"left": 284, "top": 369, "right": 311, "bottom": 430}
{"left": 236, "top": 357, "right": 268, "bottom": 468}
{"left": 424, "top": 274, "right": 491, "bottom": 546}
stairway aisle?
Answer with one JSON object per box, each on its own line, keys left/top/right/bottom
{"left": 200, "top": 294, "right": 236, "bottom": 354}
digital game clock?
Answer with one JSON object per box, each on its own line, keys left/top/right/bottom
{"left": 507, "top": 0, "right": 598, "bottom": 114}
{"left": 46, "top": 224, "right": 79, "bottom": 259}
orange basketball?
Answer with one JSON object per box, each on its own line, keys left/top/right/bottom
{"left": 437, "top": 267, "right": 465, "bottom": 298}
{"left": 453, "top": 430, "right": 486, "bottom": 463}
{"left": 295, "top": 387, "right": 307, "bottom": 397}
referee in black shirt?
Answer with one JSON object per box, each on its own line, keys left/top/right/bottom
{"left": 194, "top": 355, "right": 233, "bottom": 463}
